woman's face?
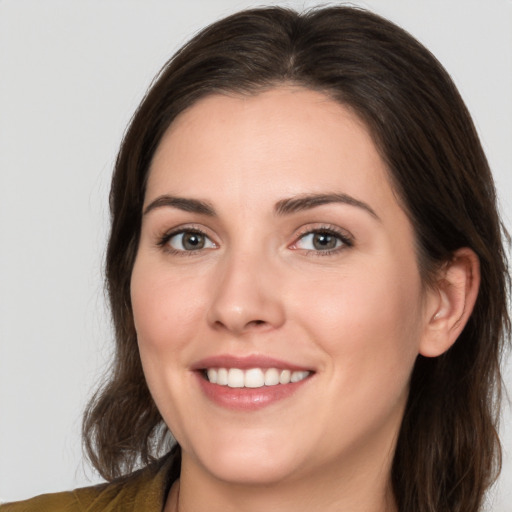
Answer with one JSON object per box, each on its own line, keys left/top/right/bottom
{"left": 131, "top": 87, "right": 436, "bottom": 487}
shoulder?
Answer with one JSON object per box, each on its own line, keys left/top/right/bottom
{"left": 1, "top": 450, "right": 180, "bottom": 512}
{"left": 0, "top": 487, "right": 91, "bottom": 512}
{"left": 0, "top": 481, "right": 125, "bottom": 512}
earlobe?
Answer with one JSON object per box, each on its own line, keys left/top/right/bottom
{"left": 419, "top": 248, "right": 480, "bottom": 358}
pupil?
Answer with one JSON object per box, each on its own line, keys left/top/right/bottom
{"left": 183, "top": 233, "right": 204, "bottom": 250}
{"left": 313, "top": 232, "right": 336, "bottom": 250}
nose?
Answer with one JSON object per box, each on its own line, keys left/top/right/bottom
{"left": 206, "top": 249, "right": 286, "bottom": 336}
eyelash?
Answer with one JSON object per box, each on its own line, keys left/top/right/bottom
{"left": 157, "top": 226, "right": 215, "bottom": 256}
{"left": 156, "top": 224, "right": 354, "bottom": 257}
{"left": 292, "top": 225, "right": 354, "bottom": 256}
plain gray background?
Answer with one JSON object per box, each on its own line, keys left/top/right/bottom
{"left": 1, "top": 0, "right": 511, "bottom": 509}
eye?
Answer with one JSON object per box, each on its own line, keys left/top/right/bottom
{"left": 166, "top": 230, "right": 216, "bottom": 252}
{"left": 292, "top": 228, "right": 352, "bottom": 253}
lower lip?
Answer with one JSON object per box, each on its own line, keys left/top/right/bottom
{"left": 195, "top": 372, "right": 311, "bottom": 411}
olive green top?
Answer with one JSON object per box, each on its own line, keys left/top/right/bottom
{"left": 1, "top": 451, "right": 179, "bottom": 512}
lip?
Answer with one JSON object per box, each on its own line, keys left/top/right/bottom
{"left": 191, "top": 354, "right": 315, "bottom": 411}
{"left": 191, "top": 354, "right": 313, "bottom": 372}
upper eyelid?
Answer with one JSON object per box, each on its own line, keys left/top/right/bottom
{"left": 154, "top": 222, "right": 353, "bottom": 247}
{"left": 171, "top": 230, "right": 215, "bottom": 245}
{"left": 157, "top": 224, "right": 216, "bottom": 246}
{"left": 293, "top": 224, "right": 353, "bottom": 241}
{"left": 161, "top": 223, "right": 213, "bottom": 237}
{"left": 289, "top": 224, "right": 355, "bottom": 251}
{"left": 158, "top": 228, "right": 218, "bottom": 256}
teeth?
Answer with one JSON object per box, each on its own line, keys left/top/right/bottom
{"left": 245, "top": 368, "right": 265, "bottom": 388}
{"left": 217, "top": 368, "right": 228, "bottom": 386}
{"left": 206, "top": 368, "right": 217, "bottom": 384}
{"left": 228, "top": 368, "right": 244, "bottom": 388}
{"left": 264, "top": 368, "right": 280, "bottom": 386}
{"left": 279, "top": 369, "right": 291, "bottom": 384}
{"left": 291, "top": 370, "right": 309, "bottom": 383}
{"left": 204, "top": 367, "right": 311, "bottom": 388}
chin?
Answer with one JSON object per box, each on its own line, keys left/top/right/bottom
{"left": 187, "top": 435, "right": 307, "bottom": 485}
{"left": 206, "top": 456, "right": 299, "bottom": 486}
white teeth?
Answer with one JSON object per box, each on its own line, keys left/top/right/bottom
{"left": 207, "top": 368, "right": 217, "bottom": 384}
{"left": 279, "top": 369, "right": 291, "bottom": 384}
{"left": 264, "top": 368, "right": 280, "bottom": 386}
{"left": 228, "top": 368, "right": 245, "bottom": 388}
{"left": 204, "top": 367, "right": 311, "bottom": 388}
{"left": 291, "top": 370, "right": 309, "bottom": 383}
{"left": 217, "top": 368, "right": 229, "bottom": 385}
{"left": 244, "top": 368, "right": 265, "bottom": 388}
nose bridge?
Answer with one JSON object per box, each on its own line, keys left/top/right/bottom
{"left": 207, "top": 242, "right": 285, "bottom": 334}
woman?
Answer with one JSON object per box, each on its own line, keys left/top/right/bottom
{"left": 3, "top": 6, "right": 509, "bottom": 512}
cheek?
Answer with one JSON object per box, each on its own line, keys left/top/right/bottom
{"left": 131, "top": 262, "right": 206, "bottom": 356}
{"left": 294, "top": 258, "right": 424, "bottom": 382}
{"left": 130, "top": 259, "right": 207, "bottom": 429}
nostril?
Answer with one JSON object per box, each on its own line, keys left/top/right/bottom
{"left": 211, "top": 318, "right": 269, "bottom": 334}
{"left": 248, "top": 319, "right": 267, "bottom": 328}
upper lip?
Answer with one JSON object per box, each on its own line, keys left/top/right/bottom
{"left": 191, "top": 354, "right": 314, "bottom": 372}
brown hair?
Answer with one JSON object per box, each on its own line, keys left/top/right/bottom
{"left": 83, "top": 6, "right": 510, "bottom": 511}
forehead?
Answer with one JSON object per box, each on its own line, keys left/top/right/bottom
{"left": 146, "top": 87, "right": 398, "bottom": 220}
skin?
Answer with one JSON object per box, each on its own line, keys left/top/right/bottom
{"left": 130, "top": 87, "right": 479, "bottom": 512}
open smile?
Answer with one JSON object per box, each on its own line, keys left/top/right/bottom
{"left": 192, "top": 355, "right": 315, "bottom": 410}
{"left": 204, "top": 367, "right": 312, "bottom": 388}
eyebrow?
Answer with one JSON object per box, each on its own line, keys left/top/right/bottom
{"left": 143, "top": 195, "right": 216, "bottom": 216}
{"left": 275, "top": 193, "right": 380, "bottom": 220}
{"left": 143, "top": 192, "right": 379, "bottom": 220}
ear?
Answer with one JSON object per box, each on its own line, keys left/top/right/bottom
{"left": 419, "top": 248, "right": 480, "bottom": 358}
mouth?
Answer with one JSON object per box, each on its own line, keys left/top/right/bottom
{"left": 202, "top": 367, "right": 312, "bottom": 388}
{"left": 192, "top": 355, "right": 315, "bottom": 410}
